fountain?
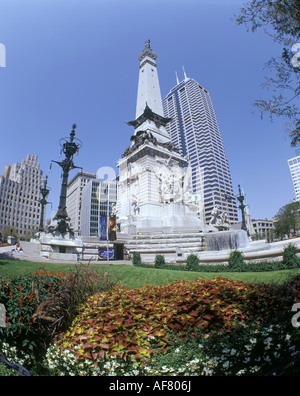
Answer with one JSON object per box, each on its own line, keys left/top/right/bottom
{"left": 204, "top": 230, "right": 249, "bottom": 251}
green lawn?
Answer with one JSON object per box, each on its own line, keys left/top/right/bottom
{"left": 1, "top": 258, "right": 300, "bottom": 288}
{"left": 0, "top": 259, "right": 78, "bottom": 276}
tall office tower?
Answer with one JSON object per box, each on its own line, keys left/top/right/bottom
{"left": 164, "top": 75, "right": 238, "bottom": 224}
{"left": 66, "top": 170, "right": 96, "bottom": 235}
{"left": 0, "top": 154, "right": 44, "bottom": 236}
{"left": 81, "top": 178, "right": 117, "bottom": 237}
{"left": 288, "top": 150, "right": 300, "bottom": 201}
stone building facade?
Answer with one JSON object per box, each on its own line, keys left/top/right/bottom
{"left": 0, "top": 154, "right": 44, "bottom": 237}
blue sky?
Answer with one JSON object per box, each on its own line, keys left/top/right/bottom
{"left": 0, "top": 0, "right": 298, "bottom": 221}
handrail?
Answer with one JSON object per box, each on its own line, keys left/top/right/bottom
{"left": 0, "top": 351, "right": 31, "bottom": 376}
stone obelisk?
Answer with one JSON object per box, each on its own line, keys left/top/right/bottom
{"left": 116, "top": 41, "right": 203, "bottom": 236}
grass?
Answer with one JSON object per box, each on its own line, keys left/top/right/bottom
{"left": 1, "top": 258, "right": 300, "bottom": 287}
{"left": 0, "top": 259, "right": 77, "bottom": 275}
{"left": 201, "top": 268, "right": 300, "bottom": 283}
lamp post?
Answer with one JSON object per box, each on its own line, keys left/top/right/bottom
{"left": 237, "top": 184, "right": 248, "bottom": 233}
{"left": 49, "top": 124, "right": 82, "bottom": 236}
{"left": 38, "top": 175, "right": 50, "bottom": 232}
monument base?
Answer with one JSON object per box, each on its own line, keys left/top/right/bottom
{"left": 117, "top": 229, "right": 205, "bottom": 264}
{"left": 38, "top": 231, "right": 83, "bottom": 260}
{"left": 117, "top": 228, "right": 250, "bottom": 264}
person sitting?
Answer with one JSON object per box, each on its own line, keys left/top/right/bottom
{"left": 15, "top": 240, "right": 23, "bottom": 253}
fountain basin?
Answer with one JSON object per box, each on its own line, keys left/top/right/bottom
{"left": 199, "top": 236, "right": 300, "bottom": 264}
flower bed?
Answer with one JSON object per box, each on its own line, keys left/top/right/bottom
{"left": 0, "top": 265, "right": 118, "bottom": 374}
{"left": 142, "top": 312, "right": 300, "bottom": 376}
{"left": 47, "top": 277, "right": 286, "bottom": 375}
{"left": 0, "top": 268, "right": 66, "bottom": 366}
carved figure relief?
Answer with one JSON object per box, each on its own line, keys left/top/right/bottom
{"left": 209, "top": 206, "right": 230, "bottom": 229}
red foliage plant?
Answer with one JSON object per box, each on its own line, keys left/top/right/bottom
{"left": 0, "top": 268, "right": 67, "bottom": 358}
{"left": 56, "top": 277, "right": 283, "bottom": 363}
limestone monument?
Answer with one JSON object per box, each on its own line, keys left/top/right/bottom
{"left": 116, "top": 40, "right": 204, "bottom": 236}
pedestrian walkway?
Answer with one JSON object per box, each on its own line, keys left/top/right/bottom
{"left": 0, "top": 241, "right": 132, "bottom": 265}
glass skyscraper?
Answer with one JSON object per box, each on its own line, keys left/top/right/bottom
{"left": 164, "top": 76, "right": 238, "bottom": 224}
{"left": 288, "top": 150, "right": 300, "bottom": 201}
{"left": 81, "top": 178, "right": 117, "bottom": 237}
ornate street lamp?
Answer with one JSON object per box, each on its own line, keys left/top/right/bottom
{"left": 49, "top": 124, "right": 82, "bottom": 236}
{"left": 38, "top": 175, "right": 51, "bottom": 232}
{"left": 237, "top": 184, "right": 248, "bottom": 233}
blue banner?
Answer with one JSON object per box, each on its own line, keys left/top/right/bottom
{"left": 99, "top": 215, "right": 107, "bottom": 241}
{"left": 98, "top": 248, "right": 114, "bottom": 260}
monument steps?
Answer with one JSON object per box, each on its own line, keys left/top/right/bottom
{"left": 125, "top": 241, "right": 201, "bottom": 250}
{"left": 118, "top": 231, "right": 204, "bottom": 263}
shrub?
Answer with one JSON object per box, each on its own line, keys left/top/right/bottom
{"left": 0, "top": 268, "right": 66, "bottom": 365}
{"left": 154, "top": 254, "right": 165, "bottom": 268}
{"left": 0, "top": 264, "right": 118, "bottom": 371}
{"left": 144, "top": 310, "right": 300, "bottom": 376}
{"left": 186, "top": 254, "right": 200, "bottom": 271}
{"left": 282, "top": 243, "right": 300, "bottom": 268}
{"left": 228, "top": 250, "right": 245, "bottom": 270}
{"left": 259, "top": 274, "right": 300, "bottom": 306}
{"left": 32, "top": 265, "right": 118, "bottom": 345}
{"left": 47, "top": 311, "right": 300, "bottom": 376}
{"left": 48, "top": 276, "right": 283, "bottom": 374}
{"left": 132, "top": 252, "right": 142, "bottom": 266}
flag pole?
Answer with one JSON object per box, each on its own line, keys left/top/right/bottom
{"left": 107, "top": 182, "right": 110, "bottom": 263}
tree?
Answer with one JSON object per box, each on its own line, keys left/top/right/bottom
{"left": 1, "top": 225, "right": 18, "bottom": 239}
{"left": 234, "top": 0, "right": 300, "bottom": 146}
{"left": 274, "top": 200, "right": 300, "bottom": 239}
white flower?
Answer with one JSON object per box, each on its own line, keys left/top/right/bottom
{"left": 222, "top": 361, "right": 230, "bottom": 369}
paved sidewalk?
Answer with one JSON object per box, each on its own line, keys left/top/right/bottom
{"left": 0, "top": 241, "right": 132, "bottom": 265}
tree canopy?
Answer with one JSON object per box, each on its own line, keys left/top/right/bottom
{"left": 234, "top": 0, "right": 300, "bottom": 146}
{"left": 274, "top": 200, "right": 300, "bottom": 239}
